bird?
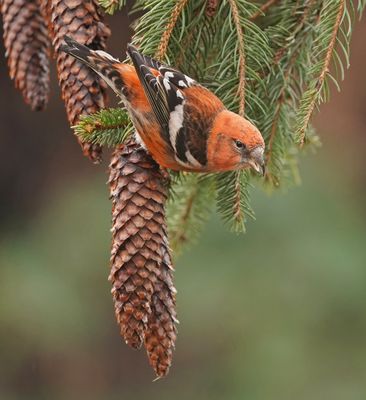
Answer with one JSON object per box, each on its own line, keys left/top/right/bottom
{"left": 60, "top": 36, "right": 265, "bottom": 174}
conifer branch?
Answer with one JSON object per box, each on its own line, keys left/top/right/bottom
{"left": 169, "top": 186, "right": 197, "bottom": 250}
{"left": 206, "top": 0, "right": 270, "bottom": 231}
{"left": 155, "top": 0, "right": 189, "bottom": 61}
{"left": 74, "top": 108, "right": 131, "bottom": 147}
{"left": 313, "top": 5, "right": 344, "bottom": 84}
{"left": 265, "top": 99, "right": 282, "bottom": 184}
{"left": 175, "top": 28, "right": 196, "bottom": 68}
{"left": 295, "top": 0, "right": 345, "bottom": 145}
{"left": 167, "top": 174, "right": 214, "bottom": 253}
{"left": 216, "top": 170, "right": 254, "bottom": 232}
{"left": 218, "top": 0, "right": 249, "bottom": 232}
{"left": 250, "top": 0, "right": 279, "bottom": 21}
{"left": 98, "top": 0, "right": 126, "bottom": 15}
{"left": 228, "top": 0, "right": 246, "bottom": 115}
{"left": 265, "top": 0, "right": 317, "bottom": 179}
{"left": 233, "top": 171, "right": 244, "bottom": 225}
{"left": 98, "top": 0, "right": 126, "bottom": 14}
{"left": 358, "top": 0, "right": 366, "bottom": 15}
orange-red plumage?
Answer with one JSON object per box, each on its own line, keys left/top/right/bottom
{"left": 115, "top": 65, "right": 148, "bottom": 110}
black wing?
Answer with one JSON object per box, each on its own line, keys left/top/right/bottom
{"left": 127, "top": 45, "right": 205, "bottom": 167}
{"left": 159, "top": 67, "right": 197, "bottom": 89}
{"left": 127, "top": 45, "right": 186, "bottom": 140}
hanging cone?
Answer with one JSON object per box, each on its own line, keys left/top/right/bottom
{"left": 1, "top": 0, "right": 51, "bottom": 111}
{"left": 45, "top": 0, "right": 111, "bottom": 162}
{"left": 144, "top": 244, "right": 178, "bottom": 377}
{"left": 109, "top": 141, "right": 178, "bottom": 377}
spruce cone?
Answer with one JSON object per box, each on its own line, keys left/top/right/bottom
{"left": 109, "top": 142, "right": 178, "bottom": 377}
{"left": 1, "top": 0, "right": 51, "bottom": 111}
{"left": 46, "top": 0, "right": 111, "bottom": 162}
{"left": 144, "top": 245, "right": 178, "bottom": 377}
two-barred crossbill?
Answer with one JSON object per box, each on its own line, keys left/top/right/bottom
{"left": 61, "top": 37, "right": 265, "bottom": 174}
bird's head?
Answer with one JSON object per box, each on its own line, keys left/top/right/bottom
{"left": 207, "top": 110, "right": 265, "bottom": 174}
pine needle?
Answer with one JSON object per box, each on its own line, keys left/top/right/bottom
{"left": 228, "top": 0, "right": 246, "bottom": 115}
{"left": 295, "top": 0, "right": 345, "bottom": 145}
{"left": 98, "top": 0, "right": 126, "bottom": 14}
{"left": 155, "top": 0, "right": 189, "bottom": 60}
{"left": 250, "top": 0, "right": 279, "bottom": 21}
{"left": 73, "top": 108, "right": 132, "bottom": 147}
{"left": 167, "top": 174, "right": 215, "bottom": 253}
{"left": 95, "top": 0, "right": 362, "bottom": 236}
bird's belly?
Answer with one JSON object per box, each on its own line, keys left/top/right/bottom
{"left": 130, "top": 113, "right": 175, "bottom": 169}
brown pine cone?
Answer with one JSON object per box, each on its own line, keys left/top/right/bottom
{"left": 144, "top": 244, "right": 178, "bottom": 377}
{"left": 46, "top": 0, "right": 111, "bottom": 162}
{"left": 1, "top": 0, "right": 51, "bottom": 111}
{"left": 108, "top": 141, "right": 177, "bottom": 377}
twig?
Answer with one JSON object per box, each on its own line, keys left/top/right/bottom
{"left": 270, "top": 0, "right": 317, "bottom": 72}
{"left": 228, "top": 0, "right": 246, "bottom": 116}
{"left": 298, "top": 0, "right": 344, "bottom": 145}
{"left": 249, "top": 0, "right": 279, "bottom": 20}
{"left": 264, "top": 51, "right": 295, "bottom": 180}
{"left": 265, "top": 0, "right": 317, "bottom": 172}
{"left": 226, "top": 0, "right": 246, "bottom": 228}
{"left": 265, "top": 98, "right": 283, "bottom": 178}
{"left": 155, "top": 0, "right": 189, "bottom": 60}
{"left": 175, "top": 28, "right": 195, "bottom": 68}
{"left": 170, "top": 186, "right": 197, "bottom": 249}
{"left": 233, "top": 171, "right": 243, "bottom": 224}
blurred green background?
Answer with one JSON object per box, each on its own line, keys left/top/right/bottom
{"left": 1, "top": 9, "right": 366, "bottom": 400}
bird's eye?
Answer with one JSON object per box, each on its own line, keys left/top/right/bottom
{"left": 234, "top": 140, "right": 245, "bottom": 149}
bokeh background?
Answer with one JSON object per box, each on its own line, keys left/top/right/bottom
{"left": 1, "top": 8, "right": 365, "bottom": 400}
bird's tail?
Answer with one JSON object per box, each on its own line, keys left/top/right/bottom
{"left": 60, "top": 36, "right": 126, "bottom": 97}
